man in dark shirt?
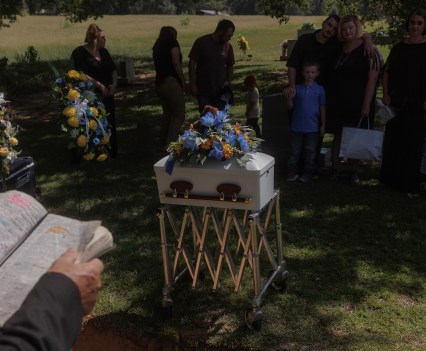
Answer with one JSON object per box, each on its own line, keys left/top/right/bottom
{"left": 284, "top": 15, "right": 341, "bottom": 98}
{"left": 189, "top": 19, "right": 235, "bottom": 113}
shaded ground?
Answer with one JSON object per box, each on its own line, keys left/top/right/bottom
{"left": 11, "top": 81, "right": 255, "bottom": 351}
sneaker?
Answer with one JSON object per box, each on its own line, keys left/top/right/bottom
{"left": 407, "top": 192, "right": 420, "bottom": 199}
{"left": 299, "top": 174, "right": 311, "bottom": 183}
{"left": 351, "top": 173, "right": 361, "bottom": 186}
{"left": 286, "top": 173, "right": 299, "bottom": 182}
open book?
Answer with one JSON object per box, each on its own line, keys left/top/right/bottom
{"left": 0, "top": 190, "right": 114, "bottom": 325}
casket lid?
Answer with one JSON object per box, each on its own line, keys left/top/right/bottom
{"left": 154, "top": 152, "right": 274, "bottom": 175}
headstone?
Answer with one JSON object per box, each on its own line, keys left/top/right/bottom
{"left": 119, "top": 59, "right": 135, "bottom": 84}
{"left": 261, "top": 94, "right": 291, "bottom": 174}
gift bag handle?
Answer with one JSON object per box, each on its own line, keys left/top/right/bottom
{"left": 357, "top": 116, "right": 370, "bottom": 130}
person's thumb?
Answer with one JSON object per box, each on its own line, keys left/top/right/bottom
{"left": 60, "top": 247, "right": 79, "bottom": 263}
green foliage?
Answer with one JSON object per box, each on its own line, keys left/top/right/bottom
{"left": 180, "top": 14, "right": 191, "bottom": 27}
{"left": 0, "top": 46, "right": 51, "bottom": 95}
{"left": 301, "top": 22, "right": 316, "bottom": 29}
{"left": 0, "top": 0, "right": 23, "bottom": 28}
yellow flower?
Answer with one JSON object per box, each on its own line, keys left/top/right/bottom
{"left": 88, "top": 119, "right": 98, "bottom": 130}
{"left": 63, "top": 106, "right": 76, "bottom": 119}
{"left": 0, "top": 147, "right": 9, "bottom": 157}
{"left": 8, "top": 137, "right": 18, "bottom": 146}
{"left": 67, "top": 89, "right": 80, "bottom": 101}
{"left": 67, "top": 70, "right": 80, "bottom": 79}
{"left": 83, "top": 152, "right": 95, "bottom": 161}
{"left": 223, "top": 144, "right": 234, "bottom": 159}
{"left": 76, "top": 135, "right": 87, "bottom": 148}
{"left": 67, "top": 117, "right": 79, "bottom": 128}
{"left": 200, "top": 139, "right": 213, "bottom": 150}
{"left": 97, "top": 153, "right": 108, "bottom": 161}
{"left": 100, "top": 135, "right": 110, "bottom": 145}
{"left": 90, "top": 107, "right": 99, "bottom": 117}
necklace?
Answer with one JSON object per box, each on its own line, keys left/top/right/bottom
{"left": 335, "top": 51, "right": 352, "bottom": 69}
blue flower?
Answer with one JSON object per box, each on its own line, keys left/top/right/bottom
{"left": 93, "top": 137, "right": 100, "bottom": 145}
{"left": 237, "top": 134, "right": 250, "bottom": 152}
{"left": 225, "top": 130, "right": 236, "bottom": 146}
{"left": 213, "top": 110, "right": 229, "bottom": 131}
{"left": 87, "top": 81, "right": 94, "bottom": 88}
{"left": 208, "top": 141, "right": 223, "bottom": 160}
{"left": 182, "top": 130, "right": 198, "bottom": 150}
{"left": 200, "top": 112, "right": 215, "bottom": 128}
{"left": 56, "top": 78, "right": 63, "bottom": 84}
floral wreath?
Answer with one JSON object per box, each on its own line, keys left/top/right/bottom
{"left": 0, "top": 93, "right": 20, "bottom": 188}
{"left": 52, "top": 69, "right": 111, "bottom": 162}
{"left": 166, "top": 105, "right": 261, "bottom": 173}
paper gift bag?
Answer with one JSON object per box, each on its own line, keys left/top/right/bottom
{"left": 339, "top": 126, "right": 384, "bottom": 161}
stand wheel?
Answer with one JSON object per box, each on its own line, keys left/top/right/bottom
{"left": 245, "top": 309, "right": 262, "bottom": 331}
{"left": 269, "top": 270, "right": 288, "bottom": 292}
{"left": 251, "top": 318, "right": 261, "bottom": 331}
{"left": 163, "top": 306, "right": 173, "bottom": 319}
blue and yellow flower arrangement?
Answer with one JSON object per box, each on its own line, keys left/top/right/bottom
{"left": 52, "top": 69, "right": 111, "bottom": 162}
{"left": 0, "top": 93, "right": 20, "bottom": 184}
{"left": 166, "top": 105, "right": 261, "bottom": 172}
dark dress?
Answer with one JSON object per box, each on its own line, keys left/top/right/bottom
{"left": 327, "top": 42, "right": 375, "bottom": 134}
{"left": 380, "top": 41, "right": 426, "bottom": 193}
{"left": 71, "top": 46, "right": 118, "bottom": 157}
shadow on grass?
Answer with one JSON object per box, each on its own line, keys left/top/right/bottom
{"left": 10, "top": 60, "right": 426, "bottom": 350}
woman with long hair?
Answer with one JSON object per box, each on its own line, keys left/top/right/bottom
{"left": 327, "top": 15, "right": 380, "bottom": 184}
{"left": 71, "top": 24, "right": 118, "bottom": 158}
{"left": 380, "top": 9, "right": 426, "bottom": 197}
{"left": 153, "top": 26, "right": 186, "bottom": 151}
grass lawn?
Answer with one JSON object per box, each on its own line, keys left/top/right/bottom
{"left": 3, "top": 15, "right": 426, "bottom": 350}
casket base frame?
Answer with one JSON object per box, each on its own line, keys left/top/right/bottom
{"left": 156, "top": 189, "right": 288, "bottom": 331}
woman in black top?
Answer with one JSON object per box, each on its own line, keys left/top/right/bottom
{"left": 380, "top": 9, "right": 426, "bottom": 197}
{"left": 71, "top": 24, "right": 118, "bottom": 158}
{"left": 153, "top": 26, "right": 186, "bottom": 150}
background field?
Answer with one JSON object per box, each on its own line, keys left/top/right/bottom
{"left": 3, "top": 15, "right": 425, "bottom": 351}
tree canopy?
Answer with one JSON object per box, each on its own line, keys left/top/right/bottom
{"left": 1, "top": 0, "right": 423, "bottom": 45}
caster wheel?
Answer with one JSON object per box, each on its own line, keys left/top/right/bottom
{"left": 269, "top": 270, "right": 288, "bottom": 292}
{"left": 251, "top": 319, "right": 261, "bottom": 331}
{"left": 245, "top": 309, "right": 262, "bottom": 331}
{"left": 163, "top": 306, "right": 173, "bottom": 319}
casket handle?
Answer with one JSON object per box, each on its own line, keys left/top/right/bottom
{"left": 170, "top": 181, "right": 193, "bottom": 198}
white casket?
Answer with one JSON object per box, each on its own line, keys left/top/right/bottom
{"left": 154, "top": 152, "right": 275, "bottom": 211}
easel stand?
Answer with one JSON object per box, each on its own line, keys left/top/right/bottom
{"left": 157, "top": 190, "right": 288, "bottom": 330}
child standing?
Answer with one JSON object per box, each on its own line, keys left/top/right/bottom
{"left": 244, "top": 75, "right": 261, "bottom": 137}
{"left": 286, "top": 61, "right": 326, "bottom": 182}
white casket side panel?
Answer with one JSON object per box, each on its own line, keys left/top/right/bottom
{"left": 154, "top": 153, "right": 275, "bottom": 211}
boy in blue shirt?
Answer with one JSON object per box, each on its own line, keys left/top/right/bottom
{"left": 286, "top": 61, "right": 326, "bottom": 182}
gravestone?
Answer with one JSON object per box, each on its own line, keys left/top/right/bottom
{"left": 261, "top": 93, "right": 291, "bottom": 175}
{"left": 119, "top": 59, "right": 135, "bottom": 84}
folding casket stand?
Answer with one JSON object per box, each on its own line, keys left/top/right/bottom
{"left": 154, "top": 153, "right": 288, "bottom": 330}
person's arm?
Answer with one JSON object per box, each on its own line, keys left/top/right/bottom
{"left": 320, "top": 105, "right": 326, "bottom": 136}
{"left": 188, "top": 58, "right": 197, "bottom": 97}
{"left": 171, "top": 47, "right": 185, "bottom": 91}
{"left": 225, "top": 64, "right": 233, "bottom": 87}
{"left": 108, "top": 70, "right": 118, "bottom": 96}
{"left": 362, "top": 63, "right": 380, "bottom": 117}
{"left": 0, "top": 249, "right": 103, "bottom": 351}
{"left": 361, "top": 32, "right": 375, "bottom": 58}
{"left": 284, "top": 67, "right": 297, "bottom": 98}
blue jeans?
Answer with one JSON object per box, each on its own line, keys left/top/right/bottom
{"left": 287, "top": 132, "right": 319, "bottom": 176}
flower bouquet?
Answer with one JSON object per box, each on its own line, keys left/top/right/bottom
{"left": 166, "top": 105, "right": 261, "bottom": 172}
{"left": 237, "top": 34, "right": 250, "bottom": 55}
{"left": 0, "top": 93, "right": 20, "bottom": 188}
{"left": 52, "top": 69, "right": 111, "bottom": 162}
